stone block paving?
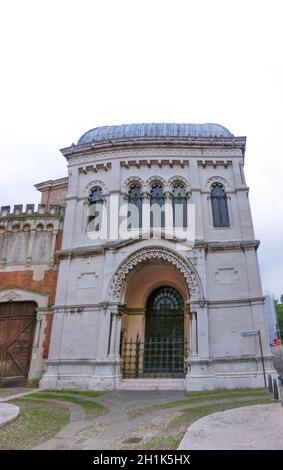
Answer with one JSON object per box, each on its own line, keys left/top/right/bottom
{"left": 178, "top": 403, "right": 283, "bottom": 450}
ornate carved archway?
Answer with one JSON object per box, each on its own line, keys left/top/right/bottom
{"left": 110, "top": 246, "right": 203, "bottom": 302}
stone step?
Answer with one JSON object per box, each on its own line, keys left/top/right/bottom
{"left": 119, "top": 378, "right": 185, "bottom": 391}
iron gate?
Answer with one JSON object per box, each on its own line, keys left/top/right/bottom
{"left": 121, "top": 333, "right": 189, "bottom": 378}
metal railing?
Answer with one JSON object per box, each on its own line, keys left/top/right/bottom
{"left": 121, "top": 333, "right": 189, "bottom": 378}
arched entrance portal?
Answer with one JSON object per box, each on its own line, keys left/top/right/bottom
{"left": 144, "top": 286, "right": 184, "bottom": 375}
{"left": 120, "top": 261, "right": 189, "bottom": 378}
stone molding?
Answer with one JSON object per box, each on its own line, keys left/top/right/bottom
{"left": 206, "top": 296, "right": 265, "bottom": 307}
{"left": 121, "top": 176, "right": 145, "bottom": 195}
{"left": 61, "top": 136, "right": 246, "bottom": 161}
{"left": 121, "top": 174, "right": 191, "bottom": 198}
{"left": 167, "top": 175, "right": 191, "bottom": 193}
{"left": 0, "top": 287, "right": 48, "bottom": 308}
{"left": 83, "top": 179, "right": 109, "bottom": 196}
{"left": 56, "top": 239, "right": 260, "bottom": 259}
{"left": 204, "top": 176, "right": 231, "bottom": 191}
{"left": 110, "top": 246, "right": 203, "bottom": 302}
{"left": 145, "top": 174, "right": 167, "bottom": 189}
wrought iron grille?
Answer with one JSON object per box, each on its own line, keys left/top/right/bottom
{"left": 121, "top": 333, "right": 189, "bottom": 378}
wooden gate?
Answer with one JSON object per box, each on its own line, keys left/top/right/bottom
{"left": 0, "top": 301, "right": 37, "bottom": 387}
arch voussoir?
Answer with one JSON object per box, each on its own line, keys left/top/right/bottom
{"left": 110, "top": 246, "right": 203, "bottom": 302}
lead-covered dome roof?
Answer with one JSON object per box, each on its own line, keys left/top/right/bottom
{"left": 78, "top": 123, "right": 233, "bottom": 144}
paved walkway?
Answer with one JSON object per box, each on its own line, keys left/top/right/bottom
{"left": 0, "top": 388, "right": 42, "bottom": 428}
{"left": 30, "top": 391, "right": 275, "bottom": 450}
{"left": 0, "top": 388, "right": 40, "bottom": 403}
{"left": 0, "top": 403, "right": 20, "bottom": 427}
{"left": 179, "top": 403, "right": 283, "bottom": 450}
{"left": 0, "top": 388, "right": 279, "bottom": 450}
{"left": 34, "top": 390, "right": 187, "bottom": 450}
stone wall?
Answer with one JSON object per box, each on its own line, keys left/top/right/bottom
{"left": 0, "top": 195, "right": 65, "bottom": 383}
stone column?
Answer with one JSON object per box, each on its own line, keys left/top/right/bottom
{"left": 96, "top": 303, "right": 112, "bottom": 360}
{"left": 108, "top": 310, "right": 123, "bottom": 359}
{"left": 195, "top": 303, "right": 209, "bottom": 359}
{"left": 164, "top": 191, "right": 173, "bottom": 238}
{"left": 114, "top": 313, "right": 122, "bottom": 358}
{"left": 185, "top": 301, "right": 210, "bottom": 391}
{"left": 28, "top": 310, "right": 46, "bottom": 382}
{"left": 190, "top": 311, "right": 198, "bottom": 356}
{"left": 49, "top": 230, "right": 58, "bottom": 266}
{"left": 26, "top": 229, "right": 36, "bottom": 265}
{"left": 1, "top": 230, "right": 11, "bottom": 265}
{"left": 142, "top": 192, "right": 150, "bottom": 239}
{"left": 61, "top": 198, "right": 77, "bottom": 249}
{"left": 108, "top": 311, "right": 118, "bottom": 357}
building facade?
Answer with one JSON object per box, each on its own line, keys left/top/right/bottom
{"left": 0, "top": 123, "right": 275, "bottom": 390}
{"left": 0, "top": 178, "right": 67, "bottom": 386}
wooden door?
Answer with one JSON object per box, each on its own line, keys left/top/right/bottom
{"left": 0, "top": 301, "right": 36, "bottom": 387}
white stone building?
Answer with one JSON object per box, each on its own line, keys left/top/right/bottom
{"left": 40, "top": 123, "right": 275, "bottom": 391}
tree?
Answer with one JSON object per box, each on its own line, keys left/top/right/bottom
{"left": 275, "top": 295, "right": 283, "bottom": 339}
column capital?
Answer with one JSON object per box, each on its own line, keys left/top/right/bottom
{"left": 111, "top": 310, "right": 123, "bottom": 319}
{"left": 142, "top": 191, "right": 150, "bottom": 200}
{"left": 164, "top": 191, "right": 172, "bottom": 200}
{"left": 185, "top": 299, "right": 206, "bottom": 309}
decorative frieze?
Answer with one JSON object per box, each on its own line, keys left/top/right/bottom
{"left": 120, "top": 159, "right": 189, "bottom": 169}
{"left": 198, "top": 160, "right": 231, "bottom": 169}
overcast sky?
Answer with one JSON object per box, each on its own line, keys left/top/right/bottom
{"left": 0, "top": 0, "right": 282, "bottom": 298}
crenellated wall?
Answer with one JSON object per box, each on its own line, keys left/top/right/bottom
{"left": 0, "top": 204, "right": 64, "bottom": 267}
{"left": 0, "top": 183, "right": 66, "bottom": 385}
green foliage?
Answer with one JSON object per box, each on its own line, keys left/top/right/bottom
{"left": 275, "top": 295, "right": 283, "bottom": 339}
{"left": 0, "top": 400, "right": 69, "bottom": 450}
{"left": 44, "top": 389, "right": 104, "bottom": 398}
{"left": 23, "top": 392, "right": 108, "bottom": 419}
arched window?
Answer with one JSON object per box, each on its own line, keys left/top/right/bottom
{"left": 87, "top": 186, "right": 103, "bottom": 232}
{"left": 211, "top": 183, "right": 230, "bottom": 227}
{"left": 147, "top": 286, "right": 184, "bottom": 312}
{"left": 150, "top": 184, "right": 165, "bottom": 229}
{"left": 127, "top": 185, "right": 142, "bottom": 229}
{"left": 172, "top": 183, "right": 187, "bottom": 228}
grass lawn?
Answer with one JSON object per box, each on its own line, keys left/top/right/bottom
{"left": 159, "top": 387, "right": 270, "bottom": 408}
{"left": 0, "top": 390, "right": 109, "bottom": 449}
{"left": 129, "top": 387, "right": 271, "bottom": 419}
{"left": 0, "top": 399, "right": 69, "bottom": 450}
{"left": 23, "top": 392, "right": 108, "bottom": 419}
{"left": 44, "top": 389, "right": 104, "bottom": 398}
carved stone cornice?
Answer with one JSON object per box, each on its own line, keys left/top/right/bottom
{"left": 61, "top": 136, "right": 246, "bottom": 161}
{"left": 203, "top": 240, "right": 260, "bottom": 252}
{"left": 57, "top": 238, "right": 260, "bottom": 260}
